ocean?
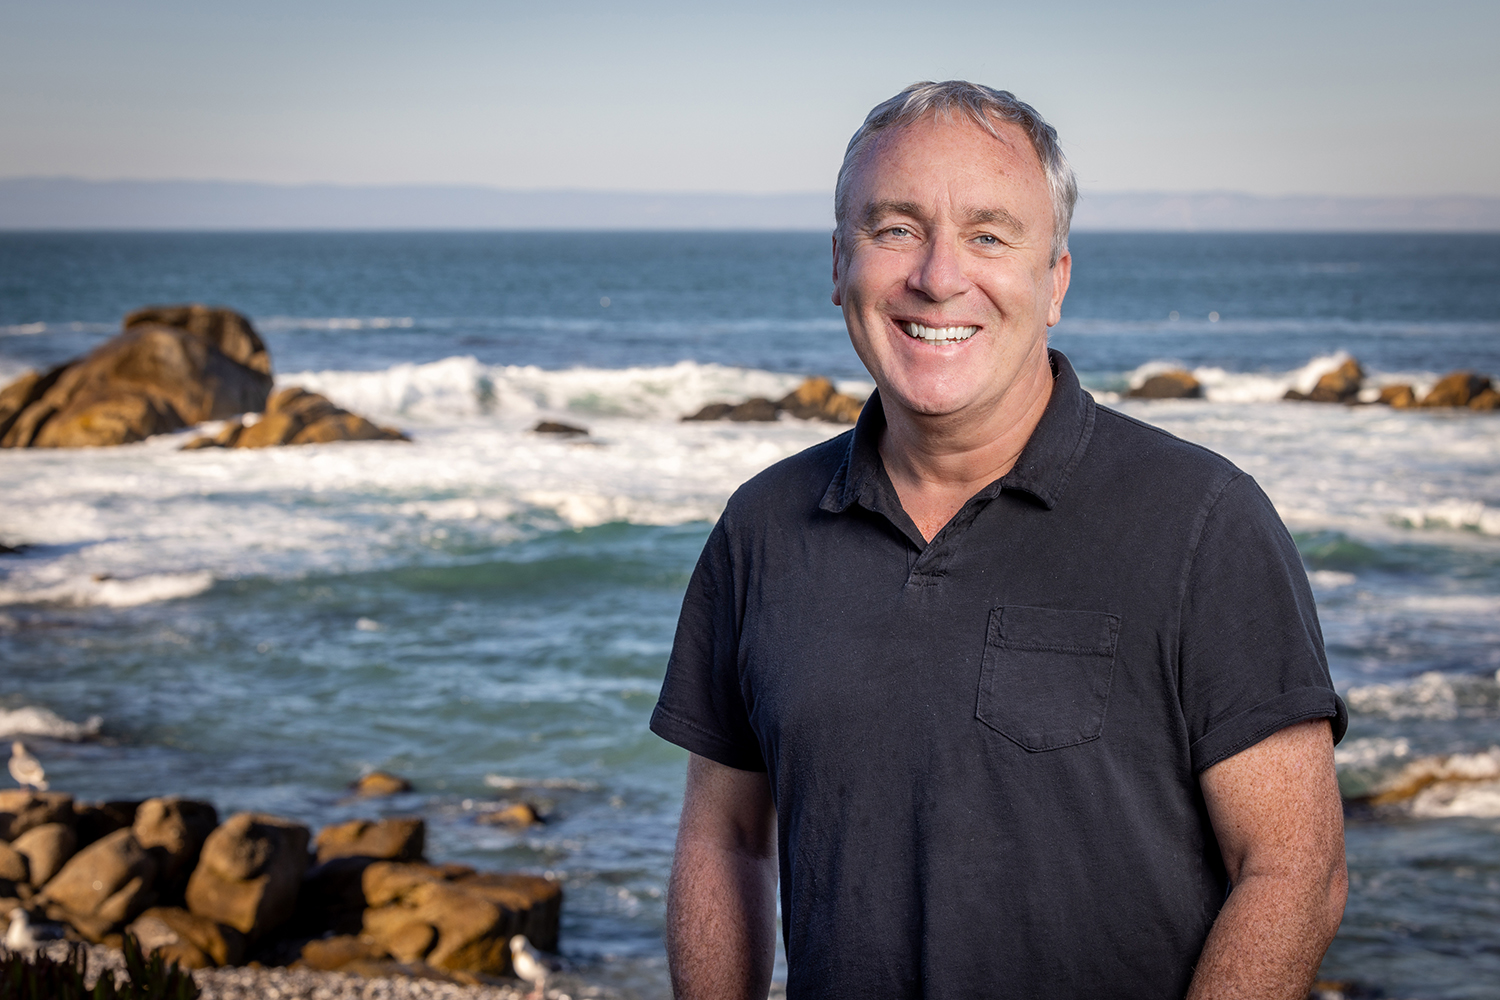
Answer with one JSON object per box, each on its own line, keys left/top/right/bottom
{"left": 2, "top": 231, "right": 1498, "bottom": 998}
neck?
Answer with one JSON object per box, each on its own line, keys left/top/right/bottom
{"left": 877, "top": 354, "right": 1055, "bottom": 540}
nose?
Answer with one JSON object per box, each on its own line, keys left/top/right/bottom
{"left": 908, "top": 234, "right": 969, "bottom": 303}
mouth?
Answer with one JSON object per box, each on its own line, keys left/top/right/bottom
{"left": 900, "top": 321, "right": 979, "bottom": 345}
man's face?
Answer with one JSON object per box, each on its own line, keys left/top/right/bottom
{"left": 832, "top": 114, "right": 1071, "bottom": 422}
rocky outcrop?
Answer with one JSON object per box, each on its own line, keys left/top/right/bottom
{"left": 1285, "top": 358, "right": 1363, "bottom": 403}
{"left": 359, "top": 862, "right": 561, "bottom": 975}
{"left": 351, "top": 772, "right": 412, "bottom": 797}
{"left": 0, "top": 307, "right": 273, "bottom": 448}
{"left": 1377, "top": 384, "right": 1417, "bottom": 408}
{"left": 11, "top": 822, "right": 77, "bottom": 887}
{"left": 685, "top": 376, "right": 866, "bottom": 424}
{"left": 1127, "top": 370, "right": 1202, "bottom": 399}
{"left": 1420, "top": 371, "right": 1492, "bottom": 408}
{"left": 315, "top": 818, "right": 425, "bottom": 864}
{"left": 185, "top": 387, "right": 408, "bottom": 449}
{"left": 39, "top": 828, "right": 159, "bottom": 940}
{"left": 185, "top": 812, "right": 310, "bottom": 941}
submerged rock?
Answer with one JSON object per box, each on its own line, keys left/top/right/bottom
{"left": 351, "top": 771, "right": 413, "bottom": 797}
{"left": 1127, "top": 370, "right": 1202, "bottom": 399}
{"left": 186, "top": 387, "right": 409, "bottom": 449}
{"left": 532, "top": 421, "right": 588, "bottom": 436}
{"left": 0, "top": 306, "right": 273, "bottom": 448}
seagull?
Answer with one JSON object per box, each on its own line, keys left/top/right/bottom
{"left": 8, "top": 742, "right": 46, "bottom": 791}
{"left": 509, "top": 934, "right": 551, "bottom": 998}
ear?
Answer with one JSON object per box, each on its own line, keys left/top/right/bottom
{"left": 1046, "top": 250, "right": 1072, "bottom": 328}
{"left": 830, "top": 232, "right": 843, "bottom": 307}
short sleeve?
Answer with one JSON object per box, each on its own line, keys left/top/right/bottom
{"left": 1179, "top": 473, "right": 1347, "bottom": 772}
{"left": 650, "top": 518, "right": 767, "bottom": 771}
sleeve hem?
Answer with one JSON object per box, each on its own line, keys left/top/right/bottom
{"left": 1190, "top": 686, "right": 1348, "bottom": 773}
{"left": 649, "top": 703, "right": 767, "bottom": 772}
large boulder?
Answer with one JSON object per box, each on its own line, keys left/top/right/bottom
{"left": 184, "top": 812, "right": 310, "bottom": 940}
{"left": 1420, "top": 371, "right": 1492, "bottom": 408}
{"left": 133, "top": 797, "right": 218, "bottom": 900}
{"left": 190, "top": 387, "right": 408, "bottom": 449}
{"left": 0, "top": 307, "right": 274, "bottom": 448}
{"left": 1285, "top": 358, "right": 1363, "bottom": 403}
{"left": 0, "top": 841, "right": 28, "bottom": 893}
{"left": 0, "top": 790, "right": 75, "bottom": 841}
{"left": 10, "top": 822, "right": 76, "bottom": 887}
{"left": 1468, "top": 387, "right": 1500, "bottom": 411}
{"left": 124, "top": 304, "right": 271, "bottom": 375}
{"left": 1377, "top": 384, "right": 1417, "bottom": 409}
{"left": 1127, "top": 370, "right": 1202, "bottom": 399}
{"left": 39, "top": 828, "right": 158, "bottom": 940}
{"left": 359, "top": 861, "right": 562, "bottom": 975}
{"left": 315, "top": 817, "right": 425, "bottom": 864}
{"left": 126, "top": 905, "right": 246, "bottom": 969}
{"left": 73, "top": 800, "right": 141, "bottom": 849}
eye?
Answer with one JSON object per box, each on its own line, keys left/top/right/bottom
{"left": 974, "top": 233, "right": 1001, "bottom": 246}
{"left": 884, "top": 226, "right": 912, "bottom": 238}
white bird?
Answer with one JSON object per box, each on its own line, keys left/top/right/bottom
{"left": 509, "top": 934, "right": 551, "bottom": 998}
{"left": 4, "top": 909, "right": 66, "bottom": 951}
{"left": 8, "top": 742, "right": 46, "bottom": 791}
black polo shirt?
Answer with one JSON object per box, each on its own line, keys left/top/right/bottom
{"left": 651, "top": 350, "right": 1346, "bottom": 1000}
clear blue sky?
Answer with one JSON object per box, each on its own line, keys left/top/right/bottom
{"left": 2, "top": 0, "right": 1495, "bottom": 197}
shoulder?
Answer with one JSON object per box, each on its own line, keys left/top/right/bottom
{"left": 1085, "top": 401, "right": 1246, "bottom": 500}
{"left": 719, "top": 430, "right": 852, "bottom": 532}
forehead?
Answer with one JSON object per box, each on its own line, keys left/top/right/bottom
{"left": 849, "top": 114, "right": 1049, "bottom": 215}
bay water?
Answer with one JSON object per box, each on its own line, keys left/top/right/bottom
{"left": 1, "top": 232, "right": 1498, "bottom": 998}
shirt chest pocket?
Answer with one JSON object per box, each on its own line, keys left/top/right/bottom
{"left": 976, "top": 605, "right": 1120, "bottom": 752}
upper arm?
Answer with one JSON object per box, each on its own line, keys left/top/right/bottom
{"left": 677, "top": 753, "right": 776, "bottom": 860}
{"left": 1199, "top": 719, "right": 1345, "bottom": 888}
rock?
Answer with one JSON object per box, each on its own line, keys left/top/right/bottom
{"left": 1353, "top": 748, "right": 1500, "bottom": 807}
{"left": 776, "top": 377, "right": 864, "bottom": 424}
{"left": 1286, "top": 358, "right": 1363, "bottom": 403}
{"left": 299, "top": 933, "right": 390, "bottom": 971}
{"left": 682, "top": 402, "right": 734, "bottom": 422}
{"left": 728, "top": 398, "right": 779, "bottom": 422}
{"left": 126, "top": 905, "right": 246, "bottom": 969}
{"left": 0, "top": 367, "right": 68, "bottom": 443}
{"left": 1, "top": 320, "right": 274, "bottom": 448}
{"left": 123, "top": 305, "right": 271, "bottom": 375}
{"left": 133, "top": 797, "right": 219, "bottom": 899}
{"left": 73, "top": 800, "right": 141, "bottom": 848}
{"left": 1469, "top": 387, "right": 1500, "bottom": 411}
{"left": 38, "top": 827, "right": 158, "bottom": 941}
{"left": 1377, "top": 384, "right": 1417, "bottom": 408}
{"left": 315, "top": 817, "right": 425, "bottom": 864}
{"left": 1420, "top": 371, "right": 1493, "bottom": 407}
{"left": 476, "top": 803, "right": 542, "bottom": 829}
{"left": 351, "top": 772, "right": 412, "bottom": 797}
{"left": 360, "top": 861, "right": 562, "bottom": 974}
{"left": 293, "top": 856, "right": 376, "bottom": 937}
{"left": 0, "top": 841, "right": 28, "bottom": 883}
{"left": 11, "top": 823, "right": 76, "bottom": 887}
{"left": 229, "top": 387, "right": 408, "bottom": 448}
{"left": 185, "top": 812, "right": 310, "bottom": 941}
{"left": 532, "top": 421, "right": 588, "bottom": 436}
{"left": 1127, "top": 370, "right": 1202, "bottom": 399}
{"left": 360, "top": 863, "right": 561, "bottom": 977}
{"left": 0, "top": 790, "right": 75, "bottom": 841}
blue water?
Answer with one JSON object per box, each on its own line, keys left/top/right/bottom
{"left": 3, "top": 232, "right": 1500, "bottom": 998}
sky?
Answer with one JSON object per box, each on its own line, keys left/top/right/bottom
{"left": 2, "top": 0, "right": 1496, "bottom": 198}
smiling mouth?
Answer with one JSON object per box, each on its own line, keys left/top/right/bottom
{"left": 901, "top": 321, "right": 979, "bottom": 344}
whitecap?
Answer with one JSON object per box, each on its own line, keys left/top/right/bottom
{"left": 1345, "top": 670, "right": 1500, "bottom": 721}
{"left": 0, "top": 705, "right": 103, "bottom": 741}
{"left": 0, "top": 571, "right": 215, "bottom": 608}
{"left": 1395, "top": 499, "right": 1500, "bottom": 536}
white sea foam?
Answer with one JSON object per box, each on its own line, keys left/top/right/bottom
{"left": 257, "top": 316, "right": 416, "bottom": 332}
{"left": 1345, "top": 670, "right": 1500, "bottom": 720}
{"left": 0, "top": 571, "right": 215, "bottom": 608}
{"left": 1396, "top": 500, "right": 1500, "bottom": 536}
{"left": 0, "top": 705, "right": 103, "bottom": 740}
{"left": 1334, "top": 736, "right": 1411, "bottom": 769}
{"left": 1408, "top": 778, "right": 1500, "bottom": 818}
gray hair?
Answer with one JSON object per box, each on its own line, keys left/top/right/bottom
{"left": 834, "top": 80, "right": 1078, "bottom": 267}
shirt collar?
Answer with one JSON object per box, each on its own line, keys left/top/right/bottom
{"left": 819, "top": 348, "right": 1096, "bottom": 516}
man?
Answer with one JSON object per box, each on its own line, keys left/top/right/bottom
{"left": 651, "top": 81, "right": 1347, "bottom": 1000}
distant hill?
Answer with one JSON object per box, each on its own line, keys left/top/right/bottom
{"left": 1, "top": 178, "right": 1497, "bottom": 232}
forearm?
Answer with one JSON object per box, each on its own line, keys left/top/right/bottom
{"left": 666, "top": 834, "right": 778, "bottom": 1000}
{"left": 1186, "top": 856, "right": 1347, "bottom": 999}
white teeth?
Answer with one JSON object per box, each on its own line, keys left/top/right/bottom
{"left": 901, "top": 322, "right": 978, "bottom": 343}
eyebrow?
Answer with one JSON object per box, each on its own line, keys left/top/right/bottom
{"left": 859, "top": 200, "right": 1027, "bottom": 235}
